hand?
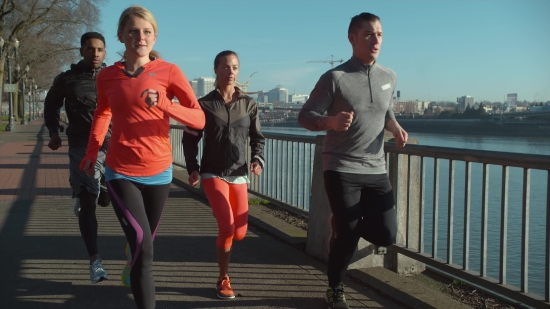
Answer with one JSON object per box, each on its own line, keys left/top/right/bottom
{"left": 140, "top": 89, "right": 159, "bottom": 109}
{"left": 328, "top": 111, "right": 354, "bottom": 131}
{"left": 250, "top": 162, "right": 262, "bottom": 176}
{"left": 188, "top": 170, "right": 200, "bottom": 187}
{"left": 48, "top": 135, "right": 62, "bottom": 150}
{"left": 392, "top": 126, "right": 408, "bottom": 147}
{"left": 81, "top": 159, "right": 95, "bottom": 177}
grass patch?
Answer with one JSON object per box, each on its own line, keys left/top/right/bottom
{"left": 0, "top": 123, "right": 6, "bottom": 131}
{"left": 248, "top": 198, "right": 270, "bottom": 206}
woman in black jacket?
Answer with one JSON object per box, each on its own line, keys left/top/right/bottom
{"left": 182, "top": 50, "right": 265, "bottom": 299}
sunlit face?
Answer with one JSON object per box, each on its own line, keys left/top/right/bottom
{"left": 348, "top": 20, "right": 383, "bottom": 64}
{"left": 214, "top": 55, "right": 239, "bottom": 87}
{"left": 80, "top": 38, "right": 106, "bottom": 69}
{"left": 118, "top": 16, "right": 157, "bottom": 59}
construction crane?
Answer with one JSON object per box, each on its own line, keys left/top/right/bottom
{"left": 306, "top": 55, "right": 344, "bottom": 68}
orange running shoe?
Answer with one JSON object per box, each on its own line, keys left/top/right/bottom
{"left": 216, "top": 276, "right": 235, "bottom": 299}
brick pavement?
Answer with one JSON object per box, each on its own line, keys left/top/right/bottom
{"left": 0, "top": 121, "right": 412, "bottom": 308}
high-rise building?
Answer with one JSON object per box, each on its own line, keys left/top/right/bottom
{"left": 190, "top": 80, "right": 198, "bottom": 98}
{"left": 457, "top": 95, "right": 474, "bottom": 111}
{"left": 257, "top": 91, "right": 268, "bottom": 103}
{"left": 267, "top": 85, "right": 288, "bottom": 103}
{"left": 189, "top": 77, "right": 215, "bottom": 98}
{"left": 507, "top": 93, "right": 517, "bottom": 110}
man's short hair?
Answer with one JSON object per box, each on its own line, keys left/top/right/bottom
{"left": 81, "top": 32, "right": 106, "bottom": 48}
{"left": 348, "top": 13, "right": 380, "bottom": 34}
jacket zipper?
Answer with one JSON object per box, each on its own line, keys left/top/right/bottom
{"left": 368, "top": 65, "right": 373, "bottom": 104}
{"left": 224, "top": 102, "right": 231, "bottom": 175}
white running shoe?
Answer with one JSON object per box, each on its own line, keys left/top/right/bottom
{"left": 90, "top": 259, "right": 108, "bottom": 284}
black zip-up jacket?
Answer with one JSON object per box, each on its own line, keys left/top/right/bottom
{"left": 44, "top": 60, "right": 110, "bottom": 149}
{"left": 182, "top": 89, "right": 265, "bottom": 176}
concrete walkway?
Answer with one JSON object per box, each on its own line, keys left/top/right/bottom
{"left": 0, "top": 121, "right": 409, "bottom": 308}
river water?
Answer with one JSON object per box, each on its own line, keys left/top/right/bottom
{"left": 263, "top": 126, "right": 550, "bottom": 297}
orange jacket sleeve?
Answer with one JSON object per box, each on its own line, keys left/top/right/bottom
{"left": 156, "top": 65, "right": 205, "bottom": 130}
{"left": 80, "top": 71, "right": 112, "bottom": 170}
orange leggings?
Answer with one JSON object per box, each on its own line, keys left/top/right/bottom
{"left": 202, "top": 178, "right": 249, "bottom": 250}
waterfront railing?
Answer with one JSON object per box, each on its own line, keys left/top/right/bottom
{"left": 170, "top": 125, "right": 550, "bottom": 308}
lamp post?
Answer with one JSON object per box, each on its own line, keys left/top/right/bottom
{"left": 34, "top": 84, "right": 38, "bottom": 119}
{"left": 1, "top": 37, "right": 20, "bottom": 131}
{"left": 16, "top": 64, "right": 30, "bottom": 125}
{"left": 28, "top": 77, "right": 35, "bottom": 121}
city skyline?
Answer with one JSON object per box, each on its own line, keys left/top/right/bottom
{"left": 97, "top": 0, "right": 550, "bottom": 103}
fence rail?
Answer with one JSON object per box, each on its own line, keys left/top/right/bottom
{"left": 170, "top": 125, "right": 550, "bottom": 307}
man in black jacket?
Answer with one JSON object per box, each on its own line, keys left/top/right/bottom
{"left": 44, "top": 32, "right": 111, "bottom": 284}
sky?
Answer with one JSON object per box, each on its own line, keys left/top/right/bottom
{"left": 96, "top": 0, "right": 550, "bottom": 103}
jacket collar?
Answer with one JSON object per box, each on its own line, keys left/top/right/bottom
{"left": 71, "top": 60, "right": 105, "bottom": 74}
{"left": 349, "top": 55, "right": 376, "bottom": 73}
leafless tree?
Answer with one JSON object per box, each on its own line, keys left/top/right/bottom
{"left": 1, "top": 0, "right": 108, "bottom": 120}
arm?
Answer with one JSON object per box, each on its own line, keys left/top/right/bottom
{"left": 155, "top": 65, "right": 205, "bottom": 130}
{"left": 181, "top": 125, "right": 203, "bottom": 175}
{"left": 80, "top": 72, "right": 112, "bottom": 173}
{"left": 384, "top": 86, "right": 407, "bottom": 147}
{"left": 248, "top": 99, "right": 265, "bottom": 169}
{"left": 44, "top": 73, "right": 65, "bottom": 137}
{"left": 298, "top": 73, "right": 335, "bottom": 131}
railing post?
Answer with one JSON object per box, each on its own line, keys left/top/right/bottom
{"left": 387, "top": 137, "right": 425, "bottom": 275}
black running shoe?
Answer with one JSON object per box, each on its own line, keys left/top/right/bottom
{"left": 325, "top": 285, "right": 349, "bottom": 309}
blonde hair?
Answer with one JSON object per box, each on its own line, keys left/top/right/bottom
{"left": 117, "top": 5, "right": 160, "bottom": 59}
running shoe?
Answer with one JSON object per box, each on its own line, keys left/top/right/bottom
{"left": 90, "top": 259, "right": 108, "bottom": 284}
{"left": 121, "top": 243, "right": 131, "bottom": 288}
{"left": 216, "top": 276, "right": 235, "bottom": 299}
{"left": 325, "top": 284, "right": 349, "bottom": 309}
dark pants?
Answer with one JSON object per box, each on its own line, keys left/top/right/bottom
{"left": 324, "top": 170, "right": 397, "bottom": 288}
{"left": 108, "top": 179, "right": 171, "bottom": 309}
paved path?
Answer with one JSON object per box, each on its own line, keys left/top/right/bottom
{"left": 0, "top": 121, "right": 406, "bottom": 308}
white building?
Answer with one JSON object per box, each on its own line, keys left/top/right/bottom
{"left": 189, "top": 77, "right": 215, "bottom": 98}
{"left": 457, "top": 95, "right": 474, "bottom": 111}
{"left": 288, "top": 94, "right": 309, "bottom": 104}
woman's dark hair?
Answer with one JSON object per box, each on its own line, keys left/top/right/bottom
{"left": 214, "top": 50, "right": 239, "bottom": 88}
{"left": 214, "top": 50, "right": 239, "bottom": 69}
{"left": 212, "top": 50, "right": 257, "bottom": 93}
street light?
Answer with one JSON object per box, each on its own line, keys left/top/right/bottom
{"left": 1, "top": 37, "right": 20, "bottom": 131}
{"left": 27, "top": 77, "right": 34, "bottom": 121}
{"left": 34, "top": 84, "right": 38, "bottom": 119}
{"left": 15, "top": 64, "right": 30, "bottom": 125}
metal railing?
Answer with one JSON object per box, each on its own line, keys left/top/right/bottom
{"left": 170, "top": 125, "right": 550, "bottom": 307}
{"left": 386, "top": 144, "right": 550, "bottom": 308}
{"left": 170, "top": 126, "right": 316, "bottom": 212}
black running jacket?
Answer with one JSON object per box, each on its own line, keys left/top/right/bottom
{"left": 182, "top": 89, "right": 265, "bottom": 176}
{"left": 44, "top": 61, "right": 110, "bottom": 149}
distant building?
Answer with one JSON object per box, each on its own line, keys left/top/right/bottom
{"left": 393, "top": 100, "right": 430, "bottom": 115}
{"left": 288, "top": 94, "right": 309, "bottom": 104}
{"left": 457, "top": 95, "right": 474, "bottom": 111}
{"left": 257, "top": 91, "right": 268, "bottom": 103}
{"left": 190, "top": 80, "right": 198, "bottom": 98}
{"left": 507, "top": 93, "right": 518, "bottom": 110}
{"left": 189, "top": 77, "right": 215, "bottom": 98}
{"left": 267, "top": 85, "right": 288, "bottom": 103}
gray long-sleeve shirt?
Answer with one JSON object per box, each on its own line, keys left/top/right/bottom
{"left": 298, "top": 56, "right": 396, "bottom": 174}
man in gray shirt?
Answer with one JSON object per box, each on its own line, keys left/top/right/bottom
{"left": 298, "top": 12, "right": 407, "bottom": 309}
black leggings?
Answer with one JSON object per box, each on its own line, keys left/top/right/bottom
{"left": 78, "top": 187, "right": 98, "bottom": 257}
{"left": 107, "top": 179, "right": 171, "bottom": 309}
{"left": 324, "top": 171, "right": 397, "bottom": 288}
